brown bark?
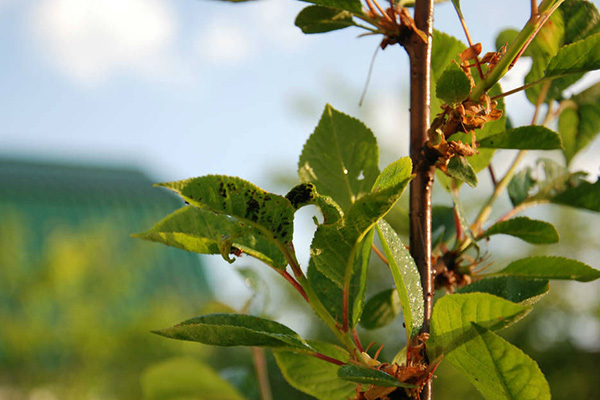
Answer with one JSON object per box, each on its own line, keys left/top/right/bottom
{"left": 408, "top": 1, "right": 435, "bottom": 399}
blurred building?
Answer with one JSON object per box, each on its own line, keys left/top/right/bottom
{"left": 0, "top": 158, "right": 211, "bottom": 400}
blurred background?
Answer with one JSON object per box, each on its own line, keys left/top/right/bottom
{"left": 0, "top": 0, "right": 599, "bottom": 399}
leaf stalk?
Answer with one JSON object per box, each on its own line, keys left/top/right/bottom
{"left": 469, "top": 0, "right": 565, "bottom": 101}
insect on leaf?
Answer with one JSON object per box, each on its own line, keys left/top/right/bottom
{"left": 133, "top": 206, "right": 287, "bottom": 269}
{"left": 157, "top": 175, "right": 295, "bottom": 245}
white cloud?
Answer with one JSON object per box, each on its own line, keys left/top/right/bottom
{"left": 195, "top": 17, "right": 254, "bottom": 67}
{"left": 194, "top": 0, "right": 307, "bottom": 67}
{"left": 29, "top": 0, "right": 178, "bottom": 85}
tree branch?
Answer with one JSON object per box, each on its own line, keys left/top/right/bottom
{"left": 409, "top": 1, "right": 435, "bottom": 399}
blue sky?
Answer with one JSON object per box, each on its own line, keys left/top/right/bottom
{"left": 3, "top": 0, "right": 599, "bottom": 189}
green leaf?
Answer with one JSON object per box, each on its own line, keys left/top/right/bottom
{"left": 481, "top": 217, "right": 559, "bottom": 244}
{"left": 351, "top": 229, "right": 375, "bottom": 326}
{"left": 359, "top": 288, "right": 401, "bottom": 330}
{"left": 478, "top": 126, "right": 563, "bottom": 150}
{"left": 559, "top": 93, "right": 600, "bottom": 164}
{"left": 153, "top": 313, "right": 311, "bottom": 350}
{"left": 134, "top": 206, "right": 286, "bottom": 269}
{"left": 431, "top": 31, "right": 467, "bottom": 116}
{"left": 560, "top": 0, "right": 600, "bottom": 44}
{"left": 375, "top": 219, "right": 424, "bottom": 339}
{"left": 295, "top": 5, "right": 356, "bottom": 34}
{"left": 306, "top": 230, "right": 374, "bottom": 327}
{"left": 310, "top": 158, "right": 412, "bottom": 286}
{"left": 298, "top": 0, "right": 363, "bottom": 14}
{"left": 429, "top": 293, "right": 531, "bottom": 358}
{"left": 141, "top": 357, "right": 246, "bottom": 400}
{"left": 450, "top": 0, "right": 461, "bottom": 13}
{"left": 522, "top": 158, "right": 599, "bottom": 212}
{"left": 337, "top": 365, "right": 416, "bottom": 388}
{"left": 450, "top": 190, "right": 478, "bottom": 252}
{"left": 442, "top": 324, "right": 550, "bottom": 400}
{"left": 298, "top": 104, "right": 380, "bottom": 211}
{"left": 274, "top": 341, "right": 355, "bottom": 400}
{"left": 507, "top": 168, "right": 535, "bottom": 206}
{"left": 157, "top": 175, "right": 295, "bottom": 244}
{"left": 495, "top": 29, "right": 519, "bottom": 52}
{"left": 523, "top": 10, "right": 565, "bottom": 104}
{"left": 445, "top": 156, "right": 478, "bottom": 187}
{"left": 508, "top": 159, "right": 599, "bottom": 212}
{"left": 308, "top": 159, "right": 411, "bottom": 328}
{"left": 436, "top": 62, "right": 471, "bottom": 105}
{"left": 544, "top": 32, "right": 600, "bottom": 78}
{"left": 432, "top": 205, "right": 457, "bottom": 246}
{"left": 497, "top": 256, "right": 600, "bottom": 282}
{"left": 457, "top": 277, "right": 549, "bottom": 306}
{"left": 551, "top": 177, "right": 600, "bottom": 211}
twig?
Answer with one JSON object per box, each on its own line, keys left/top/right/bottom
{"left": 352, "top": 329, "right": 365, "bottom": 353}
{"left": 452, "top": 5, "right": 484, "bottom": 79}
{"left": 471, "top": 82, "right": 550, "bottom": 234}
{"left": 278, "top": 270, "right": 308, "bottom": 302}
{"left": 252, "top": 348, "right": 273, "bottom": 400}
{"left": 490, "top": 79, "right": 544, "bottom": 100}
{"left": 488, "top": 164, "right": 498, "bottom": 187}
{"left": 312, "top": 351, "right": 345, "bottom": 366}
{"left": 359, "top": 46, "right": 381, "bottom": 106}
{"left": 372, "top": 244, "right": 389, "bottom": 265}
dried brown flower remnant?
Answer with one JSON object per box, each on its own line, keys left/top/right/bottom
{"left": 433, "top": 250, "right": 473, "bottom": 292}
{"left": 353, "top": 334, "right": 435, "bottom": 400}
{"left": 363, "top": 0, "right": 427, "bottom": 50}
{"left": 426, "top": 93, "right": 502, "bottom": 171}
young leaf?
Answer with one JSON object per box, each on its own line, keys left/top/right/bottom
{"left": 480, "top": 217, "right": 559, "bottom": 244}
{"left": 298, "top": 0, "right": 363, "bottom": 14}
{"left": 153, "top": 313, "right": 312, "bottom": 350}
{"left": 507, "top": 168, "right": 535, "bottom": 206}
{"left": 450, "top": 190, "right": 478, "bottom": 252}
{"left": 559, "top": 93, "right": 600, "bottom": 164}
{"left": 436, "top": 62, "right": 471, "bottom": 105}
{"left": 431, "top": 31, "right": 467, "bottom": 116}
{"left": 522, "top": 10, "right": 565, "bottom": 104}
{"left": 351, "top": 229, "right": 375, "bottom": 326}
{"left": 134, "top": 206, "right": 287, "bottom": 269}
{"left": 432, "top": 205, "right": 457, "bottom": 246}
{"left": 457, "top": 277, "right": 549, "bottom": 305}
{"left": 478, "top": 126, "right": 563, "bottom": 150}
{"left": 359, "top": 288, "right": 401, "bottom": 330}
{"left": 544, "top": 32, "right": 600, "bottom": 78}
{"left": 310, "top": 158, "right": 412, "bottom": 287}
{"left": 157, "top": 175, "right": 295, "bottom": 244}
{"left": 141, "top": 357, "right": 246, "bottom": 400}
{"left": 306, "top": 231, "right": 374, "bottom": 327}
{"left": 337, "top": 365, "right": 416, "bottom": 388}
{"left": 445, "top": 155, "right": 478, "bottom": 187}
{"left": 508, "top": 159, "right": 600, "bottom": 212}
{"left": 429, "top": 293, "right": 531, "bottom": 358}
{"left": 274, "top": 341, "right": 355, "bottom": 400}
{"left": 295, "top": 5, "right": 356, "bottom": 34}
{"left": 440, "top": 324, "right": 551, "bottom": 400}
{"left": 497, "top": 256, "right": 600, "bottom": 282}
{"left": 298, "top": 104, "right": 380, "bottom": 211}
{"left": 375, "top": 219, "right": 424, "bottom": 339}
